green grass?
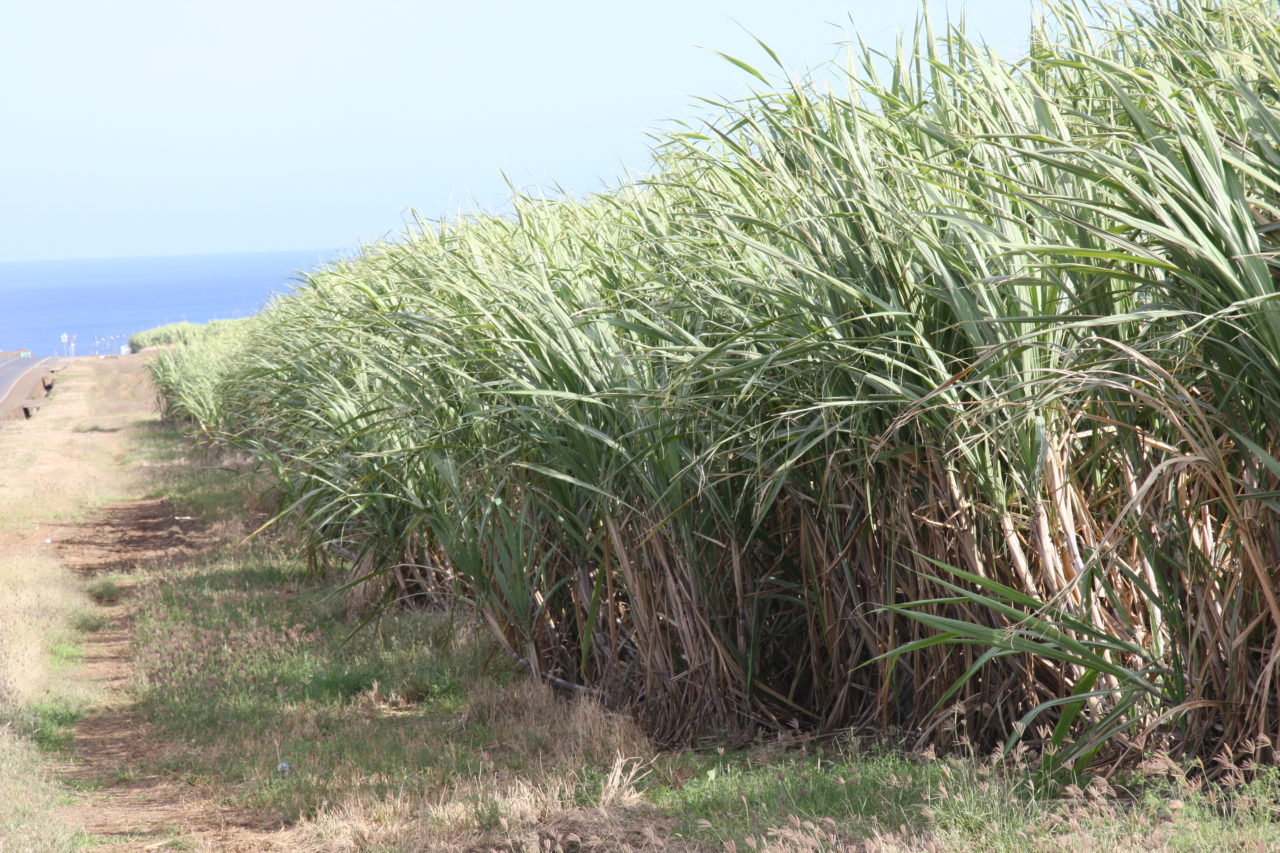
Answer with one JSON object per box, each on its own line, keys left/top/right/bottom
{"left": 646, "top": 743, "right": 1280, "bottom": 850}
{"left": 133, "top": 543, "right": 518, "bottom": 818}
{"left": 7, "top": 617, "right": 108, "bottom": 754}
{"left": 6, "top": 613, "right": 101, "bottom": 754}
{"left": 84, "top": 577, "right": 124, "bottom": 606}
{"left": 17, "top": 700, "right": 85, "bottom": 752}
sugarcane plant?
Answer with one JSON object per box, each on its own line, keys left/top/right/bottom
{"left": 150, "top": 0, "right": 1280, "bottom": 773}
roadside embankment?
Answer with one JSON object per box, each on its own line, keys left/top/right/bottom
{"left": 0, "top": 357, "right": 61, "bottom": 421}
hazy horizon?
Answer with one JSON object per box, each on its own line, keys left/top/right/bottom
{"left": 0, "top": 249, "right": 332, "bottom": 355}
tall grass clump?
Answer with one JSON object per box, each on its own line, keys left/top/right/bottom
{"left": 151, "top": 0, "right": 1280, "bottom": 772}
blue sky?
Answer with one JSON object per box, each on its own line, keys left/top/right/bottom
{"left": 1, "top": 1, "right": 1034, "bottom": 263}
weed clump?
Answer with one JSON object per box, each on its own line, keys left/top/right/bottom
{"left": 85, "top": 576, "right": 123, "bottom": 605}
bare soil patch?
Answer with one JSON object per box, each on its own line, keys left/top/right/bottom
{"left": 54, "top": 498, "right": 210, "bottom": 577}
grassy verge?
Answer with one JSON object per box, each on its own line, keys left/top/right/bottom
{"left": 0, "top": 358, "right": 159, "bottom": 851}
{"left": 126, "top": 449, "right": 658, "bottom": 848}
{"left": 651, "top": 744, "right": 1280, "bottom": 851}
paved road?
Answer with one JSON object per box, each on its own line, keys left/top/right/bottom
{"left": 0, "top": 356, "right": 54, "bottom": 406}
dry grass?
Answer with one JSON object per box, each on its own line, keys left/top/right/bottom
{"left": 294, "top": 706, "right": 672, "bottom": 852}
{"left": 0, "top": 360, "right": 155, "bottom": 715}
{"left": 0, "top": 727, "right": 79, "bottom": 852}
{"left": 0, "top": 360, "right": 153, "bottom": 521}
{"left": 459, "top": 679, "right": 651, "bottom": 766}
{"left": 0, "top": 357, "right": 163, "bottom": 850}
{"left": 0, "top": 552, "right": 97, "bottom": 717}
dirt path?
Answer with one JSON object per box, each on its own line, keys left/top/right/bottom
{"left": 0, "top": 357, "right": 296, "bottom": 851}
{"left": 52, "top": 498, "right": 295, "bottom": 852}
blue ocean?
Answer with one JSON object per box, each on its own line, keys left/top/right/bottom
{"left": 0, "top": 249, "right": 339, "bottom": 356}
